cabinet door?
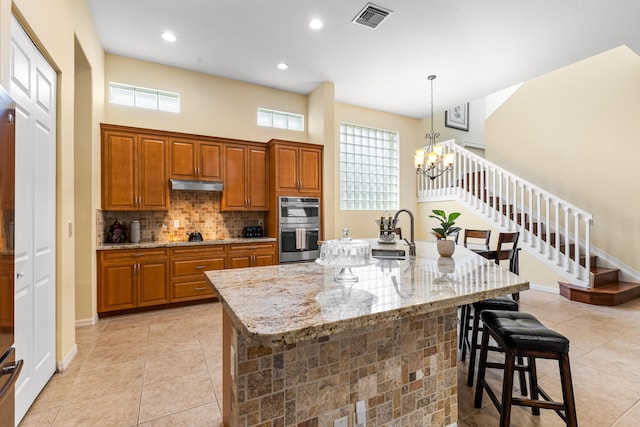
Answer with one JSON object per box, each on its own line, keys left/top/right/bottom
{"left": 138, "top": 259, "right": 170, "bottom": 307}
{"left": 199, "top": 141, "right": 223, "bottom": 181}
{"left": 99, "top": 262, "right": 137, "bottom": 312}
{"left": 101, "top": 130, "right": 137, "bottom": 210}
{"left": 221, "top": 145, "right": 247, "bottom": 210}
{"left": 227, "top": 254, "right": 252, "bottom": 269}
{"left": 138, "top": 134, "right": 169, "bottom": 210}
{"left": 298, "top": 147, "right": 322, "bottom": 195}
{"left": 247, "top": 146, "right": 268, "bottom": 210}
{"left": 273, "top": 145, "right": 299, "bottom": 193}
{"left": 253, "top": 252, "right": 275, "bottom": 267}
{"left": 170, "top": 138, "right": 197, "bottom": 179}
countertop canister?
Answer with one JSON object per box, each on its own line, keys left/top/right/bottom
{"left": 130, "top": 220, "right": 140, "bottom": 243}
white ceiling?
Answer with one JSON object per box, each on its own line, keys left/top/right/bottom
{"left": 87, "top": 0, "right": 640, "bottom": 119}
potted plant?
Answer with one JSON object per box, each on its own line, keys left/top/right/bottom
{"left": 429, "top": 209, "right": 461, "bottom": 257}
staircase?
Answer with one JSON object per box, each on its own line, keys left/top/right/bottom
{"left": 418, "top": 140, "right": 640, "bottom": 306}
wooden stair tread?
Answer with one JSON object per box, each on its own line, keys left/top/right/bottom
{"left": 559, "top": 281, "right": 640, "bottom": 306}
{"left": 590, "top": 267, "right": 619, "bottom": 275}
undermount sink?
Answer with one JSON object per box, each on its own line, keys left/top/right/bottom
{"left": 372, "top": 248, "right": 406, "bottom": 260}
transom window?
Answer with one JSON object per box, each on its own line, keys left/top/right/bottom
{"left": 340, "top": 123, "right": 399, "bottom": 210}
{"left": 109, "top": 82, "right": 180, "bottom": 113}
{"left": 257, "top": 108, "right": 304, "bottom": 131}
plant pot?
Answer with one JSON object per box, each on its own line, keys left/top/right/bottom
{"left": 437, "top": 239, "right": 455, "bottom": 257}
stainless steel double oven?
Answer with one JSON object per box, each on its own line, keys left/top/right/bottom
{"left": 278, "top": 197, "right": 320, "bottom": 263}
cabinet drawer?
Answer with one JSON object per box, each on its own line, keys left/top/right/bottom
{"left": 170, "top": 246, "right": 226, "bottom": 258}
{"left": 172, "top": 279, "right": 215, "bottom": 300}
{"left": 100, "top": 248, "right": 169, "bottom": 262}
{"left": 172, "top": 257, "right": 225, "bottom": 277}
{"left": 227, "top": 242, "right": 275, "bottom": 254}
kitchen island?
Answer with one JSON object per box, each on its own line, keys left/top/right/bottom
{"left": 205, "top": 241, "right": 528, "bottom": 426}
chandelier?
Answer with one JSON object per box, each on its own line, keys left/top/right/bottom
{"left": 414, "top": 75, "right": 454, "bottom": 180}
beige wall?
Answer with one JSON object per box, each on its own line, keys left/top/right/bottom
{"left": 486, "top": 46, "right": 640, "bottom": 274}
{"left": 105, "top": 54, "right": 309, "bottom": 143}
{"left": 307, "top": 82, "right": 336, "bottom": 239}
{"left": 0, "top": 0, "right": 105, "bottom": 364}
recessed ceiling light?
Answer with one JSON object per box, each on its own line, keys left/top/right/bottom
{"left": 276, "top": 63, "right": 289, "bottom": 70}
{"left": 161, "top": 31, "right": 177, "bottom": 42}
{"left": 309, "top": 19, "right": 323, "bottom": 30}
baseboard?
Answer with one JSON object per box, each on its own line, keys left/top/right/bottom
{"left": 75, "top": 314, "right": 99, "bottom": 327}
{"left": 529, "top": 283, "right": 560, "bottom": 294}
{"left": 57, "top": 344, "right": 77, "bottom": 372}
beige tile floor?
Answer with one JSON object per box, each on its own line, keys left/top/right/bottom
{"left": 19, "top": 290, "right": 640, "bottom": 426}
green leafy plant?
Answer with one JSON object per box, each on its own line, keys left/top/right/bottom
{"left": 429, "top": 209, "right": 461, "bottom": 240}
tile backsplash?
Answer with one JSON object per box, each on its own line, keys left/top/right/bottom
{"left": 97, "top": 191, "right": 265, "bottom": 244}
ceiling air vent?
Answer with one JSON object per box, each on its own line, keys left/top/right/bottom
{"left": 352, "top": 3, "right": 393, "bottom": 29}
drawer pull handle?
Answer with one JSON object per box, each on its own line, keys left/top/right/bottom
{"left": 194, "top": 287, "right": 207, "bottom": 291}
{"left": 194, "top": 265, "right": 207, "bottom": 269}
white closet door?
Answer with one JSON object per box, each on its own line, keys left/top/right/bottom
{"left": 10, "top": 15, "right": 57, "bottom": 425}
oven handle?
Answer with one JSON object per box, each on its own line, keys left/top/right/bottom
{"left": 280, "top": 203, "right": 320, "bottom": 209}
{"left": 280, "top": 227, "right": 320, "bottom": 233}
{"left": 0, "top": 359, "right": 23, "bottom": 406}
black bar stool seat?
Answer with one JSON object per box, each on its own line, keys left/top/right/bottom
{"left": 474, "top": 310, "right": 578, "bottom": 427}
{"left": 486, "top": 310, "right": 569, "bottom": 353}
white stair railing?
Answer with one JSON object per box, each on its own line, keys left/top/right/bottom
{"left": 418, "top": 139, "right": 593, "bottom": 288}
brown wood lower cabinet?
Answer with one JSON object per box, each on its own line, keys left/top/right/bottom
{"left": 170, "top": 246, "right": 225, "bottom": 302}
{"left": 98, "top": 248, "right": 170, "bottom": 313}
{"left": 98, "top": 242, "right": 276, "bottom": 315}
{"left": 227, "top": 242, "right": 276, "bottom": 269}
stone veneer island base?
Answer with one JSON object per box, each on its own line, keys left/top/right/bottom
{"left": 207, "top": 241, "right": 528, "bottom": 426}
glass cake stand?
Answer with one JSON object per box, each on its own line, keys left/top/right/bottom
{"left": 316, "top": 228, "right": 377, "bottom": 284}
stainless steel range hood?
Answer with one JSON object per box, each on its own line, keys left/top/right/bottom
{"left": 169, "top": 179, "right": 224, "bottom": 192}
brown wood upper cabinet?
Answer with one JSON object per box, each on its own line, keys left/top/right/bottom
{"left": 268, "top": 140, "right": 322, "bottom": 197}
{"left": 169, "top": 138, "right": 223, "bottom": 181}
{"left": 101, "top": 124, "right": 169, "bottom": 211}
{"left": 221, "top": 143, "right": 268, "bottom": 211}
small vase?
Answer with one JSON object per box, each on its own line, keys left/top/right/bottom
{"left": 437, "top": 239, "right": 455, "bottom": 257}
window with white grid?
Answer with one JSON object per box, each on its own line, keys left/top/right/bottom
{"left": 257, "top": 108, "right": 304, "bottom": 131}
{"left": 109, "top": 82, "right": 180, "bottom": 113}
{"left": 340, "top": 123, "right": 399, "bottom": 210}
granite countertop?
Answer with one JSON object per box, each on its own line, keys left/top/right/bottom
{"left": 97, "top": 237, "right": 276, "bottom": 250}
{"left": 205, "top": 240, "right": 529, "bottom": 346}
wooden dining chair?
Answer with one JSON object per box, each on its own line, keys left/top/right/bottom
{"left": 463, "top": 229, "right": 491, "bottom": 250}
{"left": 495, "top": 231, "right": 520, "bottom": 274}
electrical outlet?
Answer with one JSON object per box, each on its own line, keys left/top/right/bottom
{"left": 173, "top": 220, "right": 180, "bottom": 228}
{"left": 258, "top": 218, "right": 264, "bottom": 226}
{"left": 334, "top": 416, "right": 348, "bottom": 427}
{"left": 355, "top": 400, "right": 366, "bottom": 426}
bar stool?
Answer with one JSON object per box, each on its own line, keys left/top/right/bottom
{"left": 458, "top": 229, "right": 492, "bottom": 354}
{"left": 474, "top": 310, "right": 578, "bottom": 427}
{"left": 464, "top": 296, "right": 526, "bottom": 396}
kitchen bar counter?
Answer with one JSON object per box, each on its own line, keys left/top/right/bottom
{"left": 205, "top": 241, "right": 528, "bottom": 426}
{"left": 97, "top": 236, "right": 276, "bottom": 250}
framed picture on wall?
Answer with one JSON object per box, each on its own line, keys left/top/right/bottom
{"left": 445, "top": 103, "right": 469, "bottom": 131}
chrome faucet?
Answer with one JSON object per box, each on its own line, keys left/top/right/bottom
{"left": 393, "top": 209, "right": 416, "bottom": 257}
